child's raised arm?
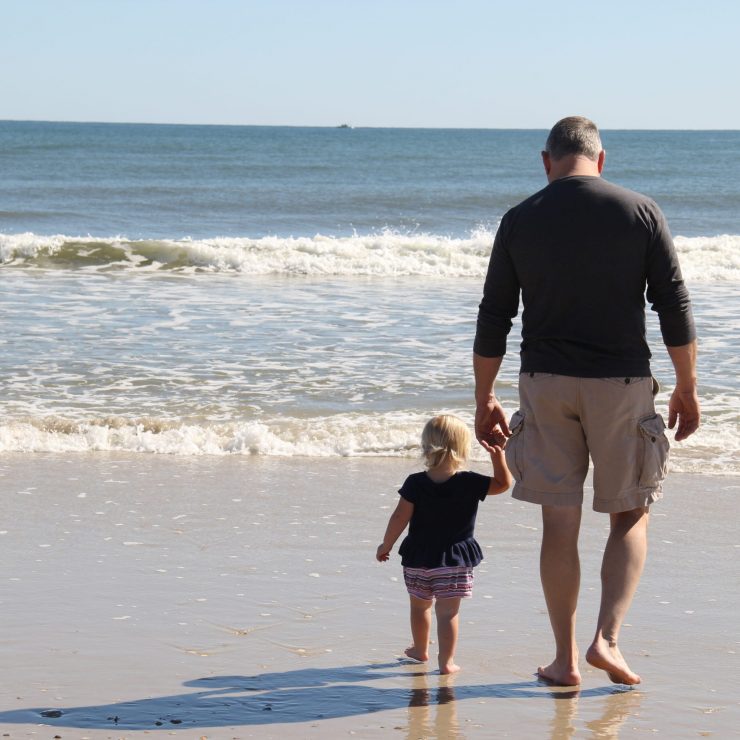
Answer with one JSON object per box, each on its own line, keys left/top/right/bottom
{"left": 480, "top": 429, "right": 513, "bottom": 495}
{"left": 376, "top": 497, "right": 414, "bottom": 562}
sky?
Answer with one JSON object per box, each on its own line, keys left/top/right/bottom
{"left": 1, "top": 0, "right": 738, "bottom": 129}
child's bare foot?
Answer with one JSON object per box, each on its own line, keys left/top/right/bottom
{"left": 536, "top": 659, "right": 581, "bottom": 686}
{"left": 439, "top": 661, "right": 461, "bottom": 675}
{"left": 404, "top": 646, "right": 428, "bottom": 663}
{"left": 586, "top": 640, "right": 641, "bottom": 685}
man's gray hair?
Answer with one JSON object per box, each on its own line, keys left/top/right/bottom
{"left": 544, "top": 116, "right": 602, "bottom": 161}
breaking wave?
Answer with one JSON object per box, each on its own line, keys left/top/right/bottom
{"left": 0, "top": 411, "right": 733, "bottom": 475}
{"left": 1, "top": 231, "right": 738, "bottom": 281}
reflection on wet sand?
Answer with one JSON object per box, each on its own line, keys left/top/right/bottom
{"left": 406, "top": 673, "right": 461, "bottom": 740}
{"left": 403, "top": 673, "right": 641, "bottom": 740}
{"left": 547, "top": 684, "right": 642, "bottom": 740}
{"left": 585, "top": 688, "right": 643, "bottom": 738}
{"left": 0, "top": 662, "right": 642, "bottom": 735}
{"left": 549, "top": 687, "right": 579, "bottom": 739}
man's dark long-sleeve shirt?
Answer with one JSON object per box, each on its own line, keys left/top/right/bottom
{"left": 474, "top": 176, "right": 695, "bottom": 377}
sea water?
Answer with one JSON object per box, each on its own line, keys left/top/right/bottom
{"left": 0, "top": 122, "right": 738, "bottom": 473}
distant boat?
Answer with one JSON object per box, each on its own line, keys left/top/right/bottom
{"left": 337, "top": 123, "right": 353, "bottom": 129}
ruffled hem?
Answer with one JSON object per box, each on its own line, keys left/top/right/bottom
{"left": 399, "top": 537, "right": 483, "bottom": 569}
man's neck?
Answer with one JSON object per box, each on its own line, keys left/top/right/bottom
{"left": 544, "top": 152, "right": 604, "bottom": 183}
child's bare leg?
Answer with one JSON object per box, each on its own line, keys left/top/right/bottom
{"left": 435, "top": 597, "right": 462, "bottom": 674}
{"left": 406, "top": 595, "right": 432, "bottom": 662}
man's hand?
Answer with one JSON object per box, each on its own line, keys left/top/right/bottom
{"left": 475, "top": 396, "right": 510, "bottom": 444}
{"left": 666, "top": 341, "right": 699, "bottom": 441}
{"left": 668, "top": 387, "right": 700, "bottom": 441}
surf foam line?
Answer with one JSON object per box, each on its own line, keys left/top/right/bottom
{"left": 0, "top": 412, "right": 734, "bottom": 475}
{"left": 1, "top": 231, "right": 738, "bottom": 281}
{"left": 0, "top": 413, "right": 428, "bottom": 457}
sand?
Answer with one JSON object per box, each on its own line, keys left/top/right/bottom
{"left": 0, "top": 452, "right": 738, "bottom": 738}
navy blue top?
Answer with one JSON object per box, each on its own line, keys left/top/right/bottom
{"left": 397, "top": 471, "right": 491, "bottom": 569}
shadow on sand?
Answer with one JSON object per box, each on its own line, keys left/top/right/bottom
{"left": 0, "top": 662, "right": 634, "bottom": 732}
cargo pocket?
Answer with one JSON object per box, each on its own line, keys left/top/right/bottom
{"left": 505, "top": 410, "right": 525, "bottom": 482}
{"left": 638, "top": 413, "right": 670, "bottom": 488}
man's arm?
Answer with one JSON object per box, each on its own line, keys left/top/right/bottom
{"left": 643, "top": 207, "right": 699, "bottom": 441}
{"left": 645, "top": 207, "right": 696, "bottom": 348}
{"left": 473, "top": 353, "right": 508, "bottom": 442}
{"left": 473, "top": 216, "right": 519, "bottom": 442}
{"left": 666, "top": 340, "right": 700, "bottom": 441}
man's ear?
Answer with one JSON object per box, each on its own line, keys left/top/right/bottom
{"left": 597, "top": 149, "right": 605, "bottom": 173}
{"left": 541, "top": 151, "right": 551, "bottom": 176}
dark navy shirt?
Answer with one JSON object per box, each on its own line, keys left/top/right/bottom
{"left": 474, "top": 176, "right": 696, "bottom": 377}
{"left": 398, "top": 471, "right": 490, "bottom": 569}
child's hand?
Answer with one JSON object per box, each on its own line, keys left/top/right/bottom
{"left": 481, "top": 429, "right": 507, "bottom": 451}
{"left": 480, "top": 438, "right": 505, "bottom": 456}
{"left": 376, "top": 544, "right": 391, "bottom": 562}
{"left": 490, "top": 428, "right": 509, "bottom": 448}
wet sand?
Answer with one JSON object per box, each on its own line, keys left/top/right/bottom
{"left": 0, "top": 452, "right": 738, "bottom": 738}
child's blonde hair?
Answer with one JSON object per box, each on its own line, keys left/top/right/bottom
{"left": 421, "top": 414, "right": 471, "bottom": 470}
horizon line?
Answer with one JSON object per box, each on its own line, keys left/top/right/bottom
{"left": 1, "top": 117, "right": 738, "bottom": 133}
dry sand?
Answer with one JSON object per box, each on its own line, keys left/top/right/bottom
{"left": 0, "top": 452, "right": 738, "bottom": 738}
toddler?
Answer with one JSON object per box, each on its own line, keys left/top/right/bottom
{"left": 376, "top": 414, "right": 512, "bottom": 674}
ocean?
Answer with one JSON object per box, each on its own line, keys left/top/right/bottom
{"left": 0, "top": 121, "right": 738, "bottom": 474}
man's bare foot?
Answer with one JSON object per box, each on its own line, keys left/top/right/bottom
{"left": 439, "top": 661, "right": 461, "bottom": 675}
{"left": 586, "top": 640, "right": 641, "bottom": 685}
{"left": 404, "top": 646, "right": 428, "bottom": 663}
{"left": 536, "top": 659, "right": 581, "bottom": 686}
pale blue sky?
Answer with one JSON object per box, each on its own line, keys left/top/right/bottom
{"left": 1, "top": 0, "right": 738, "bottom": 129}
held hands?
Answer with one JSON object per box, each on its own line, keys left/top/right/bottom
{"left": 479, "top": 428, "right": 508, "bottom": 454}
{"left": 475, "top": 395, "right": 510, "bottom": 446}
{"left": 668, "top": 387, "right": 701, "bottom": 441}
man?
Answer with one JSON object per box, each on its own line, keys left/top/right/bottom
{"left": 473, "top": 116, "right": 700, "bottom": 686}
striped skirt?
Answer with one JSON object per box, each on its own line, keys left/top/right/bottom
{"left": 402, "top": 566, "right": 475, "bottom": 601}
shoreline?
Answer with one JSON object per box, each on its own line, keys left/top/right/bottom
{"left": 0, "top": 453, "right": 738, "bottom": 737}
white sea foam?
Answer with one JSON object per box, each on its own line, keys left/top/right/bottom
{"left": 0, "top": 413, "right": 422, "bottom": 457}
{"left": 1, "top": 231, "right": 738, "bottom": 281}
{"left": 673, "top": 235, "right": 740, "bottom": 282}
{"left": 0, "top": 412, "right": 735, "bottom": 475}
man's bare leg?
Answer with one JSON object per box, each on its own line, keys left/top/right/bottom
{"left": 586, "top": 507, "right": 649, "bottom": 685}
{"left": 538, "top": 505, "right": 582, "bottom": 686}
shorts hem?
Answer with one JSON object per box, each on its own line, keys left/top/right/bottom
{"left": 406, "top": 591, "right": 434, "bottom": 601}
{"left": 593, "top": 488, "right": 663, "bottom": 513}
{"left": 512, "top": 483, "right": 583, "bottom": 507}
{"left": 438, "top": 592, "right": 473, "bottom": 600}
{"left": 406, "top": 591, "right": 472, "bottom": 601}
